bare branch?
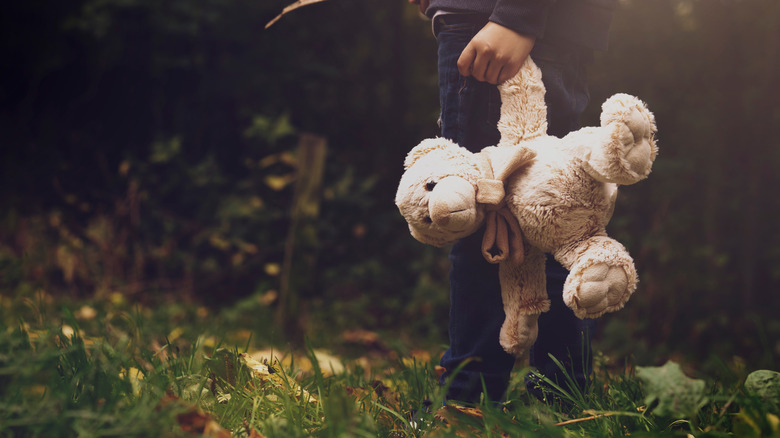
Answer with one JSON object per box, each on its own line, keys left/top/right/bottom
{"left": 265, "top": 0, "right": 330, "bottom": 29}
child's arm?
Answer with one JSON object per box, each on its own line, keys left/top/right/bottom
{"left": 408, "top": 0, "right": 546, "bottom": 85}
{"left": 457, "top": 21, "right": 535, "bottom": 85}
{"left": 461, "top": 0, "right": 555, "bottom": 85}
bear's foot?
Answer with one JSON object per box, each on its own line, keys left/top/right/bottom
{"left": 584, "top": 94, "right": 658, "bottom": 185}
{"left": 560, "top": 236, "right": 638, "bottom": 319}
{"left": 567, "top": 262, "right": 630, "bottom": 318}
{"left": 499, "top": 313, "right": 539, "bottom": 357}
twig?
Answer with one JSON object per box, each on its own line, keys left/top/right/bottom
{"left": 555, "top": 412, "right": 615, "bottom": 426}
{"left": 265, "top": 0, "right": 329, "bottom": 29}
{"left": 555, "top": 409, "right": 645, "bottom": 427}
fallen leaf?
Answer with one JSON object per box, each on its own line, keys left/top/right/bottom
{"left": 247, "top": 349, "right": 290, "bottom": 371}
{"left": 168, "top": 327, "right": 184, "bottom": 342}
{"left": 160, "top": 394, "right": 232, "bottom": 438}
{"left": 61, "top": 325, "right": 75, "bottom": 339}
{"left": 236, "top": 350, "right": 317, "bottom": 402}
{"left": 403, "top": 349, "right": 433, "bottom": 368}
{"left": 636, "top": 361, "right": 708, "bottom": 418}
{"left": 75, "top": 305, "right": 97, "bottom": 320}
{"left": 119, "top": 367, "right": 144, "bottom": 396}
{"left": 344, "top": 380, "right": 401, "bottom": 429}
{"left": 434, "top": 404, "right": 484, "bottom": 423}
{"left": 203, "top": 420, "right": 232, "bottom": 438}
{"left": 248, "top": 429, "right": 267, "bottom": 438}
{"left": 744, "top": 370, "right": 780, "bottom": 413}
{"left": 733, "top": 410, "right": 780, "bottom": 437}
{"left": 311, "top": 349, "right": 345, "bottom": 376}
{"left": 342, "top": 329, "right": 390, "bottom": 353}
{"left": 429, "top": 405, "right": 510, "bottom": 438}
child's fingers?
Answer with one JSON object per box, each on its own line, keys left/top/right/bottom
{"left": 457, "top": 44, "right": 477, "bottom": 77}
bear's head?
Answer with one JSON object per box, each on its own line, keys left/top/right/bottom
{"left": 395, "top": 138, "right": 485, "bottom": 247}
{"left": 395, "top": 138, "right": 536, "bottom": 247}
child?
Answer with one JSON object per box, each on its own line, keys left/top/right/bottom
{"left": 409, "top": 0, "right": 618, "bottom": 403}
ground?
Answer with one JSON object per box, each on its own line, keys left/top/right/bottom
{"left": 1, "top": 291, "right": 777, "bottom": 437}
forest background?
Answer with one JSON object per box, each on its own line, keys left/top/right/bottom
{"left": 1, "top": 0, "right": 778, "bottom": 375}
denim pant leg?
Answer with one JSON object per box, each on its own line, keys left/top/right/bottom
{"left": 436, "top": 17, "right": 514, "bottom": 403}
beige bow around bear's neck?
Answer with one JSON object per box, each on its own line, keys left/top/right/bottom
{"left": 474, "top": 57, "right": 547, "bottom": 266}
{"left": 475, "top": 145, "right": 536, "bottom": 266}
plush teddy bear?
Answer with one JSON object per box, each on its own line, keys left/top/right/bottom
{"left": 395, "top": 58, "right": 657, "bottom": 356}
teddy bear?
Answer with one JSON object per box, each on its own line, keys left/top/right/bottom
{"left": 395, "top": 57, "right": 657, "bottom": 356}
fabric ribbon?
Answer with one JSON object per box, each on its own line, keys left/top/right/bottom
{"left": 476, "top": 153, "right": 526, "bottom": 266}
{"left": 481, "top": 205, "right": 525, "bottom": 265}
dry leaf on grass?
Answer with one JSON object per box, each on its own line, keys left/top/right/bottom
{"left": 342, "top": 329, "right": 391, "bottom": 353}
{"left": 248, "top": 348, "right": 344, "bottom": 377}
{"left": 240, "top": 352, "right": 318, "bottom": 403}
{"left": 345, "top": 380, "right": 403, "bottom": 428}
{"left": 428, "top": 405, "right": 511, "bottom": 438}
{"left": 160, "top": 394, "right": 232, "bottom": 438}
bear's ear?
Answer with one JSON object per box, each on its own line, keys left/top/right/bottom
{"left": 404, "top": 138, "right": 460, "bottom": 170}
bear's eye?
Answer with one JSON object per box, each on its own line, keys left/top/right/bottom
{"left": 425, "top": 181, "right": 437, "bottom": 191}
{"left": 423, "top": 216, "right": 433, "bottom": 224}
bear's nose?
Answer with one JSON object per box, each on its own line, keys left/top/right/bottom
{"left": 428, "top": 176, "right": 476, "bottom": 231}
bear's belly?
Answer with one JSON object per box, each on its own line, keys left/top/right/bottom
{"left": 505, "top": 173, "right": 611, "bottom": 253}
{"left": 512, "top": 203, "right": 605, "bottom": 253}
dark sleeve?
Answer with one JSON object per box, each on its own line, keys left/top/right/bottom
{"left": 488, "top": 0, "right": 556, "bottom": 38}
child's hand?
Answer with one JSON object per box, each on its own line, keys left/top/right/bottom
{"left": 407, "top": 0, "right": 429, "bottom": 14}
{"left": 458, "top": 22, "right": 535, "bottom": 85}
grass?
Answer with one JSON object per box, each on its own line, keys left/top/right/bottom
{"left": 1, "top": 291, "right": 778, "bottom": 437}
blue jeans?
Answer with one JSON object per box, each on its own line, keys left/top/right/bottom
{"left": 435, "top": 14, "right": 597, "bottom": 403}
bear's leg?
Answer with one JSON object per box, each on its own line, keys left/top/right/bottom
{"left": 555, "top": 236, "right": 638, "bottom": 319}
{"left": 498, "top": 247, "right": 550, "bottom": 356}
{"left": 579, "top": 94, "right": 657, "bottom": 186}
